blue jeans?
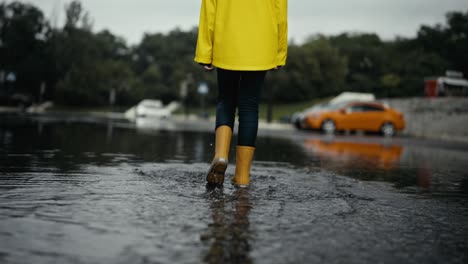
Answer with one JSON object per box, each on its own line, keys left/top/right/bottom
{"left": 215, "top": 69, "right": 267, "bottom": 147}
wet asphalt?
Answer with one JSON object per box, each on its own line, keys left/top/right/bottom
{"left": 0, "top": 114, "right": 467, "bottom": 264}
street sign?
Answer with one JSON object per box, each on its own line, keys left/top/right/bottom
{"left": 180, "top": 80, "right": 188, "bottom": 98}
{"left": 6, "top": 72, "right": 16, "bottom": 82}
{"left": 198, "top": 82, "right": 209, "bottom": 95}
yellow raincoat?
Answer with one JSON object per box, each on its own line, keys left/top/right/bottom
{"left": 195, "top": 0, "right": 288, "bottom": 71}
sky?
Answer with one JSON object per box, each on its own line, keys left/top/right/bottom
{"left": 15, "top": 0, "right": 468, "bottom": 45}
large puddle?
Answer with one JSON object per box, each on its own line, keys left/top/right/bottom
{"left": 1, "top": 114, "right": 467, "bottom": 263}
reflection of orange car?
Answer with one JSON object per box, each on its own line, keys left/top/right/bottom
{"left": 304, "top": 139, "right": 403, "bottom": 170}
{"left": 303, "top": 101, "right": 405, "bottom": 136}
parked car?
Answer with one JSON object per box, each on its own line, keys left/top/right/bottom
{"left": 302, "top": 101, "right": 405, "bottom": 136}
{"left": 0, "top": 91, "right": 33, "bottom": 108}
{"left": 124, "top": 100, "right": 180, "bottom": 120}
{"left": 291, "top": 102, "right": 328, "bottom": 129}
{"left": 291, "top": 92, "right": 375, "bottom": 129}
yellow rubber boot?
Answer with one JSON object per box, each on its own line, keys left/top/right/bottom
{"left": 206, "top": 126, "right": 232, "bottom": 185}
{"left": 232, "top": 146, "right": 255, "bottom": 187}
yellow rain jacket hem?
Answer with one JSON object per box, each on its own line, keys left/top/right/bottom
{"left": 212, "top": 62, "right": 279, "bottom": 72}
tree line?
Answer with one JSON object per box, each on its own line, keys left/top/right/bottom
{"left": 1, "top": 1, "right": 467, "bottom": 107}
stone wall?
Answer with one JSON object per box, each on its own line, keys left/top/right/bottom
{"left": 385, "top": 97, "right": 468, "bottom": 142}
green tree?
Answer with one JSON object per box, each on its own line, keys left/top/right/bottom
{"left": 0, "top": 1, "right": 49, "bottom": 100}
{"left": 50, "top": 1, "right": 137, "bottom": 106}
{"left": 3, "top": 0, "right": 466, "bottom": 108}
{"left": 269, "top": 36, "right": 347, "bottom": 102}
{"left": 329, "top": 33, "right": 387, "bottom": 96}
{"left": 131, "top": 28, "right": 215, "bottom": 106}
{"left": 416, "top": 10, "right": 468, "bottom": 76}
{"left": 380, "top": 35, "right": 449, "bottom": 97}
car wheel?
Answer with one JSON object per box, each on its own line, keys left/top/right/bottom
{"left": 294, "top": 120, "right": 302, "bottom": 129}
{"left": 321, "top": 119, "right": 336, "bottom": 134}
{"left": 381, "top": 122, "right": 395, "bottom": 137}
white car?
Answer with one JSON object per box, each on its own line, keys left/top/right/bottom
{"left": 136, "top": 100, "right": 168, "bottom": 118}
{"left": 291, "top": 103, "right": 328, "bottom": 129}
{"left": 125, "top": 100, "right": 180, "bottom": 119}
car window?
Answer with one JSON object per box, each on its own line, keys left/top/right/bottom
{"left": 348, "top": 105, "right": 365, "bottom": 113}
{"left": 362, "top": 105, "right": 384, "bottom": 112}
{"left": 326, "top": 102, "right": 348, "bottom": 110}
{"left": 143, "top": 104, "right": 162, "bottom": 109}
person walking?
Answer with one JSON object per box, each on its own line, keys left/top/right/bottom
{"left": 195, "top": 0, "right": 288, "bottom": 187}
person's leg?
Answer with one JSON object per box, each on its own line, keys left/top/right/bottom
{"left": 237, "top": 71, "right": 266, "bottom": 147}
{"left": 232, "top": 71, "right": 267, "bottom": 186}
{"left": 215, "top": 68, "right": 239, "bottom": 130}
{"left": 207, "top": 69, "right": 240, "bottom": 186}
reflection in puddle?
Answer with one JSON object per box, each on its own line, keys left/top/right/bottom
{"left": 1, "top": 113, "right": 467, "bottom": 196}
{"left": 301, "top": 137, "right": 468, "bottom": 196}
{"left": 202, "top": 188, "right": 253, "bottom": 264}
{"left": 303, "top": 139, "right": 403, "bottom": 170}
{"left": 135, "top": 117, "right": 177, "bottom": 131}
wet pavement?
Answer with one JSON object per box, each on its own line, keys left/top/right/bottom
{"left": 0, "top": 113, "right": 467, "bottom": 264}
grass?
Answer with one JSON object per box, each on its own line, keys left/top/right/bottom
{"left": 258, "top": 99, "right": 325, "bottom": 121}
{"left": 176, "top": 99, "right": 327, "bottom": 122}
{"left": 49, "top": 99, "right": 328, "bottom": 122}
{"left": 49, "top": 105, "right": 130, "bottom": 113}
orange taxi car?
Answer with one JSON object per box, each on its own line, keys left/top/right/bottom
{"left": 303, "top": 101, "right": 405, "bottom": 136}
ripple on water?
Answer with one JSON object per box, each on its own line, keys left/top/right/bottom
{"left": 1, "top": 160, "right": 468, "bottom": 263}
